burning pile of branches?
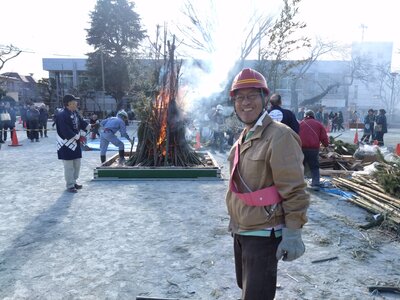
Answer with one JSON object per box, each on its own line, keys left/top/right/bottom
{"left": 126, "top": 37, "right": 203, "bottom": 167}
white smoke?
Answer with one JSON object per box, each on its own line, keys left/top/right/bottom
{"left": 174, "top": 0, "right": 282, "bottom": 114}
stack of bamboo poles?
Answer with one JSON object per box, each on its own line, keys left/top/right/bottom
{"left": 332, "top": 176, "right": 400, "bottom": 225}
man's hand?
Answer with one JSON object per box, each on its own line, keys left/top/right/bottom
{"left": 79, "top": 135, "right": 87, "bottom": 144}
{"left": 276, "top": 228, "right": 305, "bottom": 261}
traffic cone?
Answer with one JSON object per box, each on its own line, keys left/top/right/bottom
{"left": 194, "top": 132, "right": 201, "bottom": 150}
{"left": 325, "top": 125, "right": 330, "bottom": 133}
{"left": 396, "top": 143, "right": 400, "bottom": 156}
{"left": 8, "top": 128, "right": 22, "bottom": 147}
{"left": 353, "top": 128, "right": 359, "bottom": 144}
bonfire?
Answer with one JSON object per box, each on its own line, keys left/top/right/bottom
{"left": 126, "top": 37, "right": 203, "bottom": 167}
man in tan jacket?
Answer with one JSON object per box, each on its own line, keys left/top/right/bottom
{"left": 226, "top": 68, "right": 310, "bottom": 300}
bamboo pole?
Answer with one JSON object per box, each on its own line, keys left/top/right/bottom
{"left": 333, "top": 177, "right": 400, "bottom": 207}
{"left": 349, "top": 197, "right": 400, "bottom": 224}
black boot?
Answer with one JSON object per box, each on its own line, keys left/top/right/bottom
{"left": 118, "top": 150, "right": 125, "bottom": 165}
{"left": 101, "top": 155, "right": 106, "bottom": 163}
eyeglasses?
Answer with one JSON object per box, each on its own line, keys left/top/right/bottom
{"left": 233, "top": 93, "right": 261, "bottom": 103}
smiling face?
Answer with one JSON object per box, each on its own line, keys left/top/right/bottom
{"left": 233, "top": 88, "right": 264, "bottom": 128}
{"left": 66, "top": 100, "right": 78, "bottom": 112}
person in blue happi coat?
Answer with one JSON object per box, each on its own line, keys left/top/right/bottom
{"left": 56, "top": 94, "right": 92, "bottom": 193}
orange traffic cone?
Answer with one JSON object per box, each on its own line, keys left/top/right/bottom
{"left": 8, "top": 128, "right": 22, "bottom": 147}
{"left": 395, "top": 143, "right": 400, "bottom": 156}
{"left": 353, "top": 128, "right": 359, "bottom": 144}
{"left": 194, "top": 132, "right": 201, "bottom": 150}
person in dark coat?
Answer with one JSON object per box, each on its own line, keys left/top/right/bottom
{"left": 267, "top": 93, "right": 299, "bottom": 134}
{"left": 360, "top": 109, "right": 375, "bottom": 144}
{"left": 20, "top": 104, "right": 28, "bottom": 137}
{"left": 89, "top": 113, "right": 100, "bottom": 139}
{"left": 55, "top": 94, "right": 91, "bottom": 193}
{"left": 374, "top": 109, "right": 387, "bottom": 146}
{"left": 2, "top": 102, "right": 17, "bottom": 142}
{"left": 0, "top": 101, "right": 7, "bottom": 143}
{"left": 337, "top": 111, "right": 345, "bottom": 131}
{"left": 39, "top": 104, "right": 49, "bottom": 138}
{"left": 26, "top": 103, "right": 40, "bottom": 142}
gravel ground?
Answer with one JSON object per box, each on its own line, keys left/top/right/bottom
{"left": 0, "top": 123, "right": 399, "bottom": 299}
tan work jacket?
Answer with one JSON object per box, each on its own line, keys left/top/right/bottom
{"left": 225, "top": 114, "right": 309, "bottom": 233}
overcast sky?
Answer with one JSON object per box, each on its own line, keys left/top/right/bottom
{"left": 1, "top": 0, "right": 399, "bottom": 79}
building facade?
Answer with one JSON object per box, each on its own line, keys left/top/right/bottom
{"left": 42, "top": 58, "right": 116, "bottom": 114}
{"left": 0, "top": 72, "right": 40, "bottom": 103}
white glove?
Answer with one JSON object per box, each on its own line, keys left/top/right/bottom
{"left": 276, "top": 228, "right": 305, "bottom": 261}
{"left": 74, "top": 133, "right": 80, "bottom": 140}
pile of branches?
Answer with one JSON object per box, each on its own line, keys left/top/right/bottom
{"left": 126, "top": 37, "right": 202, "bottom": 167}
{"left": 372, "top": 155, "right": 400, "bottom": 198}
{"left": 319, "top": 147, "right": 363, "bottom": 171}
{"left": 329, "top": 136, "right": 358, "bottom": 155}
{"left": 332, "top": 156, "right": 400, "bottom": 227}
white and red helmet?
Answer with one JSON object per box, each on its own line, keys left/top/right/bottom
{"left": 230, "top": 68, "right": 270, "bottom": 97}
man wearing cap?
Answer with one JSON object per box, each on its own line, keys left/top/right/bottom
{"left": 226, "top": 68, "right": 309, "bottom": 300}
{"left": 99, "top": 110, "right": 133, "bottom": 165}
{"left": 55, "top": 94, "right": 91, "bottom": 193}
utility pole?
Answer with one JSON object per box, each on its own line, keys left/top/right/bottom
{"left": 360, "top": 24, "right": 368, "bottom": 42}
{"left": 100, "top": 48, "right": 106, "bottom": 117}
{"left": 390, "top": 72, "right": 398, "bottom": 122}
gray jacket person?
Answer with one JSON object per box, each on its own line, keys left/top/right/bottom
{"left": 100, "top": 110, "right": 133, "bottom": 165}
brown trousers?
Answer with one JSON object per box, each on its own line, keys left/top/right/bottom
{"left": 234, "top": 233, "right": 281, "bottom": 300}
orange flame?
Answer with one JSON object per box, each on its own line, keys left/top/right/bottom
{"left": 156, "top": 90, "right": 170, "bottom": 149}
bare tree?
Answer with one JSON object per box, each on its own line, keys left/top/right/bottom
{"left": 376, "top": 64, "right": 399, "bottom": 121}
{"left": 0, "top": 44, "right": 22, "bottom": 72}
{"left": 176, "top": 0, "right": 280, "bottom": 64}
{"left": 256, "top": 0, "right": 311, "bottom": 91}
{"left": 300, "top": 53, "right": 374, "bottom": 107}
{"left": 177, "top": 1, "right": 216, "bottom": 54}
{"left": 287, "top": 39, "right": 342, "bottom": 110}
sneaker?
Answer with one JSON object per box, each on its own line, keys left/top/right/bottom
{"left": 74, "top": 183, "right": 83, "bottom": 189}
{"left": 0, "top": 140, "right": 4, "bottom": 144}
{"left": 67, "top": 187, "right": 78, "bottom": 193}
{"left": 35, "top": 139, "right": 40, "bottom": 142}
{"left": 311, "top": 185, "right": 320, "bottom": 191}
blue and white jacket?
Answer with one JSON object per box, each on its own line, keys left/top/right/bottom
{"left": 55, "top": 108, "right": 89, "bottom": 160}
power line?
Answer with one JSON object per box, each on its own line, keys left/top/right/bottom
{"left": 0, "top": 44, "right": 90, "bottom": 57}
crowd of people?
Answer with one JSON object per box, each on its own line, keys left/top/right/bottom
{"left": 359, "top": 108, "right": 388, "bottom": 146}
{"left": 0, "top": 101, "right": 51, "bottom": 144}
{"left": 200, "top": 98, "right": 391, "bottom": 158}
